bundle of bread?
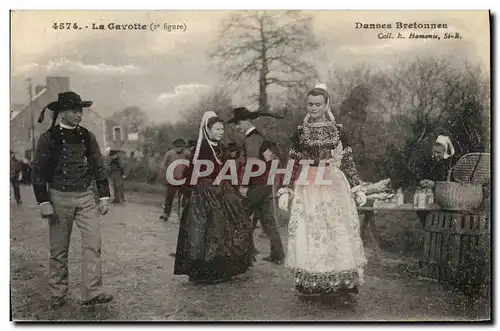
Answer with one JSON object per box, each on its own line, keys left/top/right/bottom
{"left": 361, "top": 178, "right": 395, "bottom": 202}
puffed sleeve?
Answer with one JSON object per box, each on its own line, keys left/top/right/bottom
{"left": 283, "top": 130, "right": 305, "bottom": 188}
{"left": 340, "top": 146, "right": 362, "bottom": 188}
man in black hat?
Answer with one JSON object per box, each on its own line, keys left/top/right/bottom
{"left": 160, "top": 138, "right": 189, "bottom": 221}
{"left": 228, "top": 107, "right": 285, "bottom": 265}
{"left": 31, "top": 91, "right": 113, "bottom": 308}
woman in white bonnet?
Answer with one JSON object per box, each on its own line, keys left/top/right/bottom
{"left": 420, "top": 134, "right": 456, "bottom": 189}
{"left": 277, "top": 83, "right": 367, "bottom": 300}
{"left": 417, "top": 134, "right": 456, "bottom": 226}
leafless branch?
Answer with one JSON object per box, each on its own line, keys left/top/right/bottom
{"left": 209, "top": 10, "right": 319, "bottom": 108}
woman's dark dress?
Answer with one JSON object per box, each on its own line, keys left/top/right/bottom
{"left": 417, "top": 157, "right": 454, "bottom": 226}
{"left": 174, "top": 141, "right": 253, "bottom": 283}
{"left": 422, "top": 157, "right": 453, "bottom": 182}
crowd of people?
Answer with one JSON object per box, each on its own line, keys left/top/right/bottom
{"left": 14, "top": 84, "right": 468, "bottom": 310}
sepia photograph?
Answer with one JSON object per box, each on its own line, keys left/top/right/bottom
{"left": 9, "top": 9, "right": 491, "bottom": 322}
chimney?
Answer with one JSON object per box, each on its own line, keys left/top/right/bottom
{"left": 35, "top": 84, "right": 46, "bottom": 95}
{"left": 46, "top": 76, "right": 70, "bottom": 94}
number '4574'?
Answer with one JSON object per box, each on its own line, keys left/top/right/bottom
{"left": 52, "top": 23, "right": 79, "bottom": 30}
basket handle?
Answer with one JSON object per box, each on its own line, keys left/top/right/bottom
{"left": 446, "top": 168, "right": 452, "bottom": 182}
{"left": 469, "top": 153, "right": 483, "bottom": 183}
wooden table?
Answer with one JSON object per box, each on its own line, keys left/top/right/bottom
{"left": 357, "top": 204, "right": 441, "bottom": 259}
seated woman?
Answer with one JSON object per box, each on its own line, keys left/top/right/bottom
{"left": 417, "top": 135, "right": 456, "bottom": 226}
{"left": 420, "top": 135, "right": 456, "bottom": 189}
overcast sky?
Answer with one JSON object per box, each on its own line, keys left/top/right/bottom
{"left": 10, "top": 10, "right": 490, "bottom": 123}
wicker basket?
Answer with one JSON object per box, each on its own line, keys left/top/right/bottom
{"left": 433, "top": 153, "right": 490, "bottom": 211}
{"left": 434, "top": 181, "right": 484, "bottom": 211}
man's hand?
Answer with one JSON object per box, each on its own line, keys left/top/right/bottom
{"left": 39, "top": 202, "right": 55, "bottom": 219}
{"left": 239, "top": 186, "right": 249, "bottom": 197}
{"left": 98, "top": 198, "right": 110, "bottom": 215}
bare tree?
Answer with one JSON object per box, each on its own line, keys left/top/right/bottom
{"left": 210, "top": 10, "right": 319, "bottom": 112}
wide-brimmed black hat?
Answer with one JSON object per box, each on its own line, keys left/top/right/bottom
{"left": 172, "top": 138, "right": 186, "bottom": 147}
{"left": 226, "top": 107, "right": 284, "bottom": 124}
{"left": 38, "top": 91, "right": 93, "bottom": 127}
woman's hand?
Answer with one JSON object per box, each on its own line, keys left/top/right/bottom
{"left": 278, "top": 193, "right": 289, "bottom": 211}
{"left": 354, "top": 191, "right": 367, "bottom": 207}
{"left": 277, "top": 187, "right": 292, "bottom": 211}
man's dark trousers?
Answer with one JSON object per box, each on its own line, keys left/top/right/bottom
{"left": 10, "top": 176, "right": 21, "bottom": 203}
{"left": 109, "top": 171, "right": 125, "bottom": 203}
{"left": 246, "top": 184, "right": 284, "bottom": 260}
{"left": 163, "top": 184, "right": 183, "bottom": 218}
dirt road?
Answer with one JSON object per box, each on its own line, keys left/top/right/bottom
{"left": 10, "top": 186, "right": 488, "bottom": 321}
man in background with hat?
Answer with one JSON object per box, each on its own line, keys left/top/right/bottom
{"left": 228, "top": 107, "right": 285, "bottom": 265}
{"left": 160, "top": 138, "right": 190, "bottom": 221}
{"left": 106, "top": 143, "right": 126, "bottom": 204}
{"left": 31, "top": 91, "right": 113, "bottom": 308}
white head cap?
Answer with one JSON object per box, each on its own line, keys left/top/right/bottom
{"left": 315, "top": 83, "right": 327, "bottom": 90}
{"left": 435, "top": 135, "right": 455, "bottom": 159}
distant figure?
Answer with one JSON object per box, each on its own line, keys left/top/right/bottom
{"left": 107, "top": 148, "right": 126, "bottom": 204}
{"left": 124, "top": 151, "right": 138, "bottom": 180}
{"left": 10, "top": 151, "right": 22, "bottom": 204}
{"left": 160, "top": 139, "right": 190, "bottom": 221}
{"left": 180, "top": 139, "right": 198, "bottom": 207}
{"left": 19, "top": 157, "right": 32, "bottom": 185}
{"left": 146, "top": 151, "right": 158, "bottom": 184}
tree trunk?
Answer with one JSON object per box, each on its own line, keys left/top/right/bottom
{"left": 258, "top": 17, "right": 269, "bottom": 112}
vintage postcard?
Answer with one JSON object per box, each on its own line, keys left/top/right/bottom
{"left": 9, "top": 10, "right": 491, "bottom": 322}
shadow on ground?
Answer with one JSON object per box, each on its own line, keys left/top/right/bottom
{"left": 10, "top": 186, "right": 490, "bottom": 321}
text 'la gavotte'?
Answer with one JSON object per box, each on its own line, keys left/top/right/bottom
{"left": 92, "top": 23, "right": 147, "bottom": 30}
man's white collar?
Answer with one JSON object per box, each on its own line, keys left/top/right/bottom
{"left": 59, "top": 122, "right": 77, "bottom": 129}
{"left": 245, "top": 126, "right": 257, "bottom": 136}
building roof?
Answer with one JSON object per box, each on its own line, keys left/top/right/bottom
{"left": 10, "top": 87, "right": 47, "bottom": 121}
